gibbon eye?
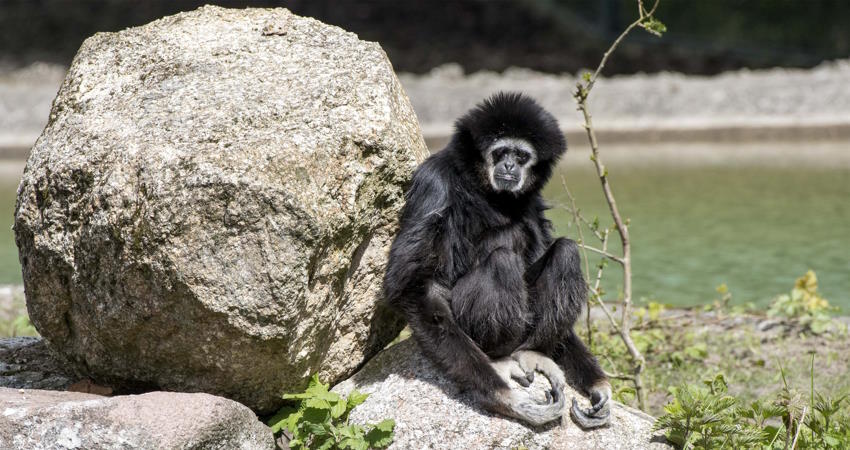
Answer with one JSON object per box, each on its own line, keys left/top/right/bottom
{"left": 517, "top": 152, "right": 531, "bottom": 165}
{"left": 492, "top": 148, "right": 508, "bottom": 161}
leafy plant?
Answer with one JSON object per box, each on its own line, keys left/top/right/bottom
{"left": 768, "top": 270, "right": 837, "bottom": 334}
{"left": 654, "top": 374, "right": 764, "bottom": 449}
{"left": 635, "top": 301, "right": 667, "bottom": 326}
{"left": 655, "top": 371, "right": 850, "bottom": 449}
{"left": 267, "top": 374, "right": 394, "bottom": 450}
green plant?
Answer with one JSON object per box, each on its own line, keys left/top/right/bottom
{"left": 654, "top": 374, "right": 764, "bottom": 449}
{"left": 655, "top": 370, "right": 850, "bottom": 449}
{"left": 768, "top": 270, "right": 837, "bottom": 334}
{"left": 267, "top": 375, "right": 395, "bottom": 450}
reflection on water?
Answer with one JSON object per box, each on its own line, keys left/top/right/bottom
{"left": 1, "top": 141, "right": 848, "bottom": 308}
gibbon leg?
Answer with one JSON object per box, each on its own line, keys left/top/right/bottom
{"left": 523, "top": 238, "right": 612, "bottom": 429}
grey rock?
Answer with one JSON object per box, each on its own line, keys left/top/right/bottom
{"left": 14, "top": 5, "right": 427, "bottom": 413}
{"left": 333, "top": 339, "right": 672, "bottom": 450}
{"left": 0, "top": 337, "right": 75, "bottom": 390}
{"left": 0, "top": 387, "right": 274, "bottom": 449}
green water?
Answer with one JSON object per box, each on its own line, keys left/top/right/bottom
{"left": 1, "top": 155, "right": 848, "bottom": 308}
{"left": 545, "top": 157, "right": 850, "bottom": 308}
{"left": 0, "top": 162, "right": 22, "bottom": 285}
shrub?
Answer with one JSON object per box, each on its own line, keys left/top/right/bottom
{"left": 768, "top": 270, "right": 837, "bottom": 334}
{"left": 267, "top": 375, "right": 394, "bottom": 450}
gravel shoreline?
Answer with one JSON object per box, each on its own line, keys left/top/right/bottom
{"left": 401, "top": 61, "right": 850, "bottom": 133}
{"left": 4, "top": 60, "right": 850, "bottom": 158}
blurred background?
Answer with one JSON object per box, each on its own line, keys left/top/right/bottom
{"left": 1, "top": 0, "right": 848, "bottom": 319}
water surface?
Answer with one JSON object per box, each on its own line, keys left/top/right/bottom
{"left": 547, "top": 142, "right": 850, "bottom": 308}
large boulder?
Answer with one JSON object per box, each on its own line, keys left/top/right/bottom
{"left": 0, "top": 388, "right": 274, "bottom": 449}
{"left": 333, "top": 339, "right": 673, "bottom": 450}
{"left": 14, "top": 5, "right": 427, "bottom": 413}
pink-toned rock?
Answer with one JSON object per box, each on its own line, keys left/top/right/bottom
{"left": 0, "top": 387, "right": 273, "bottom": 449}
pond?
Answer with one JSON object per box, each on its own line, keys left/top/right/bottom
{"left": 546, "top": 141, "right": 850, "bottom": 309}
{"left": 1, "top": 141, "right": 848, "bottom": 309}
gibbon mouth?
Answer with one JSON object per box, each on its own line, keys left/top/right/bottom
{"left": 494, "top": 173, "right": 519, "bottom": 182}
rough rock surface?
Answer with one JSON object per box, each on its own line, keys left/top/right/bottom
{"left": 14, "top": 5, "right": 427, "bottom": 413}
{"left": 0, "top": 337, "right": 75, "bottom": 391}
{"left": 0, "top": 387, "right": 274, "bottom": 449}
{"left": 333, "top": 339, "right": 672, "bottom": 450}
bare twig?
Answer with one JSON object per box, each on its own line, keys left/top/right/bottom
{"left": 562, "top": 178, "right": 594, "bottom": 346}
{"left": 585, "top": 0, "right": 662, "bottom": 90}
{"left": 578, "top": 243, "right": 625, "bottom": 265}
{"left": 565, "top": 0, "right": 662, "bottom": 411}
{"left": 591, "top": 230, "right": 610, "bottom": 295}
{"left": 791, "top": 406, "right": 808, "bottom": 450}
{"left": 604, "top": 371, "right": 637, "bottom": 382}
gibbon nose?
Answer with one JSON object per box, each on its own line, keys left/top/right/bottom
{"left": 504, "top": 161, "right": 515, "bottom": 171}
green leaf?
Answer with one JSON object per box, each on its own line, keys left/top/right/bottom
{"left": 302, "top": 407, "right": 330, "bottom": 424}
{"left": 315, "top": 436, "right": 335, "bottom": 450}
{"left": 373, "top": 419, "right": 395, "bottom": 432}
{"left": 347, "top": 390, "right": 369, "bottom": 411}
{"left": 305, "top": 397, "right": 333, "bottom": 410}
{"left": 304, "top": 421, "right": 329, "bottom": 437}
{"left": 266, "top": 405, "right": 298, "bottom": 433}
{"left": 365, "top": 419, "right": 396, "bottom": 448}
{"left": 340, "top": 438, "right": 369, "bottom": 450}
{"left": 824, "top": 434, "right": 841, "bottom": 447}
{"left": 330, "top": 399, "right": 347, "bottom": 419}
{"left": 640, "top": 17, "right": 667, "bottom": 37}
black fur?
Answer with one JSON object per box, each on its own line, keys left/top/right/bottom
{"left": 383, "top": 92, "right": 610, "bottom": 428}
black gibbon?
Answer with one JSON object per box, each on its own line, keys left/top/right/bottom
{"left": 383, "top": 92, "right": 611, "bottom": 428}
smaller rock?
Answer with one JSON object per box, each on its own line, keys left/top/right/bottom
{"left": 756, "top": 318, "right": 784, "bottom": 332}
{"left": 0, "top": 388, "right": 274, "bottom": 449}
{"left": 0, "top": 337, "right": 75, "bottom": 390}
{"left": 333, "top": 339, "right": 672, "bottom": 450}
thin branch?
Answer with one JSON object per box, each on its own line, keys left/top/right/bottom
{"left": 579, "top": 243, "right": 625, "bottom": 265}
{"left": 604, "top": 371, "right": 637, "bottom": 381}
{"left": 559, "top": 178, "right": 605, "bottom": 241}
{"left": 586, "top": 0, "right": 661, "bottom": 89}
{"left": 569, "top": 0, "right": 661, "bottom": 412}
{"left": 560, "top": 176, "right": 595, "bottom": 346}
{"left": 592, "top": 230, "right": 610, "bottom": 294}
{"left": 791, "top": 406, "right": 808, "bottom": 450}
{"left": 562, "top": 177, "right": 593, "bottom": 278}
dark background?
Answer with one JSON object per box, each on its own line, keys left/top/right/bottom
{"left": 1, "top": 0, "right": 848, "bottom": 75}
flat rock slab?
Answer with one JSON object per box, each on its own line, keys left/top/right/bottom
{"left": 0, "top": 337, "right": 75, "bottom": 391}
{"left": 0, "top": 387, "right": 273, "bottom": 449}
{"left": 333, "top": 339, "right": 672, "bottom": 450}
